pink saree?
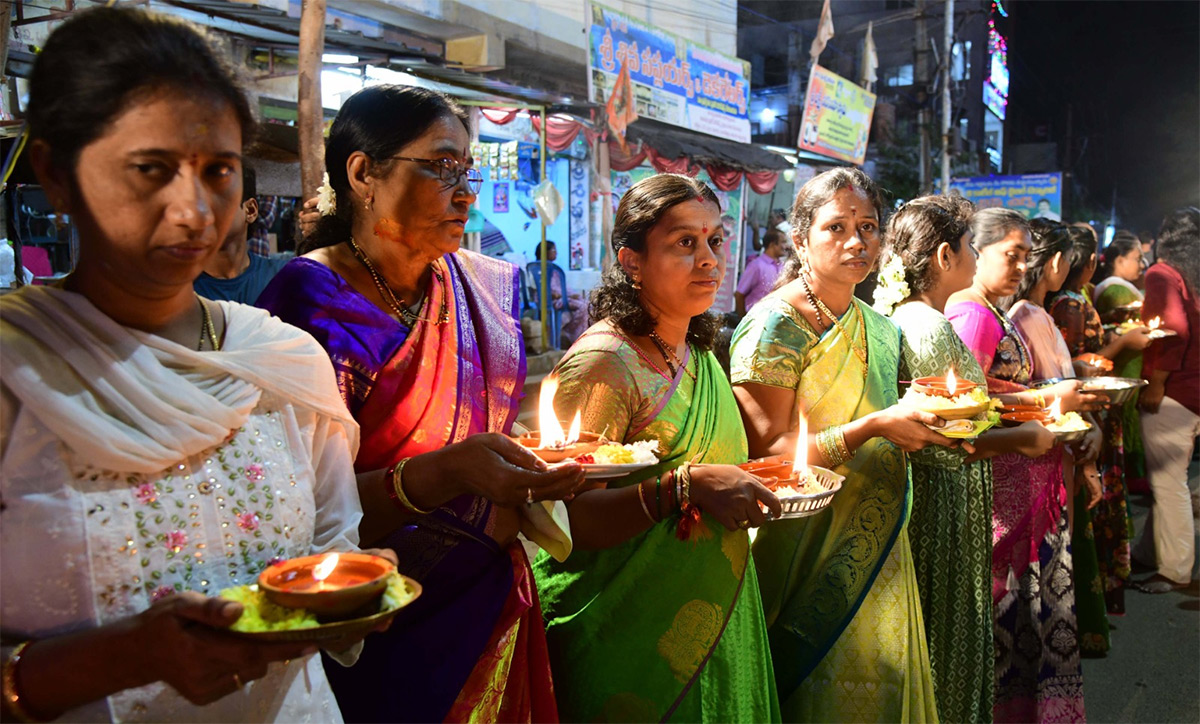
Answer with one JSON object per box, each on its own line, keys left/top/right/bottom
{"left": 259, "top": 250, "right": 558, "bottom": 723}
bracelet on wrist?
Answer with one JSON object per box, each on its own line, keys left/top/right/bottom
{"left": 3, "top": 642, "right": 44, "bottom": 724}
{"left": 636, "top": 480, "right": 656, "bottom": 523}
{"left": 815, "top": 425, "right": 852, "bottom": 467}
{"left": 385, "top": 458, "right": 433, "bottom": 515}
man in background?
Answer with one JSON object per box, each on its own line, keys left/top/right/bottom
{"left": 194, "top": 167, "right": 292, "bottom": 304}
{"left": 735, "top": 228, "right": 788, "bottom": 314}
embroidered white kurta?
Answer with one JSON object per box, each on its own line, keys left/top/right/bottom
{"left": 0, "top": 287, "right": 362, "bottom": 722}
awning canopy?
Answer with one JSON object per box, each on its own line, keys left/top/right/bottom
{"left": 626, "top": 119, "right": 792, "bottom": 172}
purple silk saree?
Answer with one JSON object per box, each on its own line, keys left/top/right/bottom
{"left": 259, "top": 251, "right": 557, "bottom": 723}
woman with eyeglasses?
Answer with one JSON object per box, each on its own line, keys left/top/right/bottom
{"left": 258, "top": 84, "right": 584, "bottom": 723}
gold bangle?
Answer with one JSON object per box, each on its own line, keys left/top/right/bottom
{"left": 833, "top": 426, "right": 852, "bottom": 462}
{"left": 816, "top": 426, "right": 852, "bottom": 467}
{"left": 635, "top": 480, "right": 656, "bottom": 523}
{"left": 3, "top": 642, "right": 43, "bottom": 724}
{"left": 1032, "top": 390, "right": 1047, "bottom": 408}
{"left": 390, "top": 458, "right": 434, "bottom": 515}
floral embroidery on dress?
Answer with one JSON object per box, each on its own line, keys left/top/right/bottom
{"left": 135, "top": 483, "right": 158, "bottom": 505}
{"left": 64, "top": 401, "right": 315, "bottom": 619}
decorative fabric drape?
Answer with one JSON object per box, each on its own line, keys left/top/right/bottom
{"left": 477, "top": 106, "right": 782, "bottom": 192}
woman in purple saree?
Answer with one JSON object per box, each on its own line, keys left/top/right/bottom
{"left": 259, "top": 85, "right": 582, "bottom": 723}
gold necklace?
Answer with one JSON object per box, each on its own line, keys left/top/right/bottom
{"left": 648, "top": 329, "right": 697, "bottom": 382}
{"left": 347, "top": 237, "right": 449, "bottom": 326}
{"left": 197, "top": 296, "right": 220, "bottom": 351}
{"left": 800, "top": 273, "right": 868, "bottom": 369}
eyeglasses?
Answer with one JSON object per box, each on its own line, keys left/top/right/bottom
{"left": 389, "top": 156, "right": 483, "bottom": 194}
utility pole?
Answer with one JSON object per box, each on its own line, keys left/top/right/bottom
{"left": 915, "top": 0, "right": 931, "bottom": 194}
{"left": 298, "top": 0, "right": 327, "bottom": 202}
{"left": 940, "top": 0, "right": 955, "bottom": 193}
{"left": 787, "top": 29, "right": 804, "bottom": 148}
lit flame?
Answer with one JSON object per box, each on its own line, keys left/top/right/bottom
{"left": 1047, "top": 397, "right": 1062, "bottom": 420}
{"left": 537, "top": 377, "right": 580, "bottom": 448}
{"left": 538, "top": 377, "right": 566, "bottom": 448}
{"left": 566, "top": 410, "right": 582, "bottom": 445}
{"left": 946, "top": 368, "right": 958, "bottom": 396}
{"left": 313, "top": 553, "right": 339, "bottom": 582}
{"left": 1147, "top": 316, "right": 1161, "bottom": 330}
{"left": 793, "top": 408, "right": 809, "bottom": 476}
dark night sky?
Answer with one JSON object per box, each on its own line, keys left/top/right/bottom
{"left": 1006, "top": 0, "right": 1200, "bottom": 231}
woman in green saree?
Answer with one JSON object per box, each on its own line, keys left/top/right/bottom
{"left": 730, "top": 168, "right": 953, "bottom": 722}
{"left": 1093, "top": 233, "right": 1151, "bottom": 496}
{"left": 533, "top": 173, "right": 783, "bottom": 722}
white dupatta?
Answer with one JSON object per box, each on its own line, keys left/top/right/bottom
{"left": 0, "top": 285, "right": 357, "bottom": 473}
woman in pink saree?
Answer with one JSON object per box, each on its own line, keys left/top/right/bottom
{"left": 259, "top": 85, "right": 584, "bottom": 722}
{"left": 947, "top": 208, "right": 1101, "bottom": 723}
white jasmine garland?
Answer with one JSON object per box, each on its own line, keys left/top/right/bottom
{"left": 316, "top": 172, "right": 337, "bottom": 217}
{"left": 872, "top": 253, "right": 911, "bottom": 317}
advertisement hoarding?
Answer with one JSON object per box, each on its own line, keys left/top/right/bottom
{"left": 797, "top": 64, "right": 877, "bottom": 166}
{"left": 949, "top": 173, "right": 1063, "bottom": 220}
{"left": 587, "top": 2, "right": 751, "bottom": 143}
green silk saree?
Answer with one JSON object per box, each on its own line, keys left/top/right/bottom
{"left": 532, "top": 326, "right": 780, "bottom": 723}
{"left": 731, "top": 295, "right": 938, "bottom": 722}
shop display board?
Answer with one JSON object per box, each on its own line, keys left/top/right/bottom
{"left": 587, "top": 1, "right": 752, "bottom": 143}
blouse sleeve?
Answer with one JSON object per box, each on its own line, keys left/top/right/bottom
{"left": 729, "top": 303, "right": 814, "bottom": 389}
{"left": 947, "top": 302, "right": 1026, "bottom": 394}
{"left": 947, "top": 302, "right": 1003, "bottom": 375}
{"left": 552, "top": 348, "right": 642, "bottom": 443}
{"left": 1050, "top": 295, "right": 1088, "bottom": 356}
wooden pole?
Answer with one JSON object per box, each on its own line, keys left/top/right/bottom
{"left": 297, "top": 0, "right": 326, "bottom": 200}
{"left": 538, "top": 107, "right": 550, "bottom": 351}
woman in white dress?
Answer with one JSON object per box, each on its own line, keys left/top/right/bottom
{"left": 0, "top": 8, "right": 382, "bottom": 721}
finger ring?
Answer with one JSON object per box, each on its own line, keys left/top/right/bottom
{"left": 232, "top": 673, "right": 244, "bottom": 689}
{"left": 737, "top": 520, "right": 750, "bottom": 529}
{"left": 526, "top": 488, "right": 534, "bottom": 505}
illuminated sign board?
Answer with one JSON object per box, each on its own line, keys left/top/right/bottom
{"left": 984, "top": 19, "right": 1008, "bottom": 120}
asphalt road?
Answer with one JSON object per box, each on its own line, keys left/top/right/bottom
{"left": 1081, "top": 460, "right": 1200, "bottom": 723}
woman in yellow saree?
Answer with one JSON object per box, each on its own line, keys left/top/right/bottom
{"left": 533, "top": 174, "right": 783, "bottom": 722}
{"left": 730, "top": 168, "right": 952, "bottom": 722}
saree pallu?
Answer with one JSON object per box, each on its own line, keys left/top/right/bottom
{"left": 730, "top": 296, "right": 937, "bottom": 722}
{"left": 533, "top": 329, "right": 780, "bottom": 723}
{"left": 259, "top": 251, "right": 557, "bottom": 723}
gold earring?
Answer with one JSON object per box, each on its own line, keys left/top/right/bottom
{"left": 632, "top": 277, "right": 643, "bottom": 290}
{"left": 365, "top": 196, "right": 374, "bottom": 211}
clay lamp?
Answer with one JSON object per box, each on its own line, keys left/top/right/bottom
{"left": 912, "top": 368, "right": 978, "bottom": 399}
{"left": 516, "top": 376, "right": 603, "bottom": 463}
{"left": 259, "top": 552, "right": 394, "bottom": 619}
